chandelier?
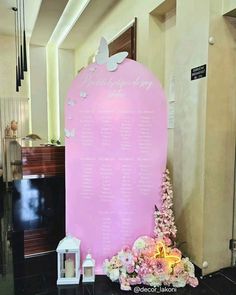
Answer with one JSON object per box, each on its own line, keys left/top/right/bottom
{"left": 12, "top": 0, "right": 27, "bottom": 92}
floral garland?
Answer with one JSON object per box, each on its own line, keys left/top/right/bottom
{"left": 103, "top": 170, "right": 199, "bottom": 291}
{"left": 154, "top": 169, "right": 177, "bottom": 242}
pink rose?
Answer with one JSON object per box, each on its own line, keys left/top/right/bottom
{"left": 173, "top": 262, "right": 185, "bottom": 276}
{"left": 119, "top": 274, "right": 132, "bottom": 291}
{"left": 126, "top": 265, "right": 135, "bottom": 274}
{"left": 163, "top": 236, "right": 172, "bottom": 246}
{"left": 155, "top": 258, "right": 171, "bottom": 274}
{"left": 188, "top": 276, "right": 199, "bottom": 287}
{"left": 123, "top": 245, "right": 131, "bottom": 252}
{"left": 170, "top": 248, "right": 182, "bottom": 259}
{"left": 128, "top": 276, "right": 142, "bottom": 285}
{"left": 120, "top": 284, "right": 131, "bottom": 291}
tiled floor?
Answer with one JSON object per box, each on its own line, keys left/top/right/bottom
{"left": 1, "top": 263, "right": 236, "bottom": 295}
{"left": 1, "top": 180, "right": 236, "bottom": 295}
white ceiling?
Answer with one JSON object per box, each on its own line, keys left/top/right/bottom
{"left": 0, "top": 0, "right": 120, "bottom": 49}
{"left": 61, "top": 0, "right": 120, "bottom": 49}
{"left": 0, "top": 0, "right": 42, "bottom": 37}
{"left": 30, "top": 0, "right": 69, "bottom": 46}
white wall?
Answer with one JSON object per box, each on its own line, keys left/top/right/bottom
{"left": 75, "top": 0, "right": 165, "bottom": 71}
{"left": 29, "top": 45, "right": 74, "bottom": 144}
{"left": 29, "top": 45, "right": 48, "bottom": 141}
{"left": 164, "top": 8, "right": 176, "bottom": 174}
{"left": 0, "top": 35, "right": 30, "bottom": 165}
{"left": 0, "top": 35, "right": 29, "bottom": 98}
{"left": 203, "top": 1, "right": 236, "bottom": 271}
{"left": 173, "top": 0, "right": 209, "bottom": 269}
{"left": 58, "top": 48, "right": 75, "bottom": 145}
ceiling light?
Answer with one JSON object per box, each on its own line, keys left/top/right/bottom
{"left": 12, "top": 0, "right": 28, "bottom": 92}
{"left": 48, "top": 0, "right": 90, "bottom": 47}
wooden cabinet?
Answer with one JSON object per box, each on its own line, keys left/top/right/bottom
{"left": 21, "top": 146, "right": 65, "bottom": 178}
{"left": 11, "top": 146, "right": 65, "bottom": 259}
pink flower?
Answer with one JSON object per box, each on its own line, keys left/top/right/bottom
{"left": 188, "top": 276, "right": 199, "bottom": 287}
{"left": 137, "top": 260, "right": 154, "bottom": 277}
{"left": 119, "top": 274, "right": 131, "bottom": 291}
{"left": 155, "top": 258, "right": 171, "bottom": 274}
{"left": 170, "top": 248, "right": 182, "bottom": 259}
{"left": 163, "top": 236, "right": 172, "bottom": 246}
{"left": 123, "top": 245, "right": 131, "bottom": 252}
{"left": 154, "top": 170, "right": 177, "bottom": 240}
{"left": 173, "top": 262, "right": 185, "bottom": 276}
{"left": 133, "top": 253, "right": 139, "bottom": 263}
{"left": 126, "top": 265, "right": 135, "bottom": 274}
{"left": 154, "top": 237, "right": 164, "bottom": 245}
{"left": 133, "top": 236, "right": 156, "bottom": 256}
{"left": 170, "top": 273, "right": 188, "bottom": 288}
{"left": 128, "top": 276, "right": 142, "bottom": 285}
{"left": 119, "top": 251, "right": 134, "bottom": 267}
{"left": 121, "top": 284, "right": 131, "bottom": 291}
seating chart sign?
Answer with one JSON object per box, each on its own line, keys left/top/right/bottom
{"left": 65, "top": 57, "right": 167, "bottom": 273}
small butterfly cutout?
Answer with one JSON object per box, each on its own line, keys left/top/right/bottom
{"left": 67, "top": 99, "right": 76, "bottom": 106}
{"left": 95, "top": 37, "right": 128, "bottom": 72}
{"left": 89, "top": 66, "right": 96, "bottom": 72}
{"left": 153, "top": 241, "right": 181, "bottom": 267}
{"left": 80, "top": 91, "right": 87, "bottom": 99}
{"left": 65, "top": 129, "right": 75, "bottom": 138}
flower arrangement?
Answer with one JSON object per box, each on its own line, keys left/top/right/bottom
{"left": 103, "top": 170, "right": 199, "bottom": 291}
{"left": 104, "top": 236, "right": 198, "bottom": 290}
{"left": 154, "top": 169, "right": 177, "bottom": 241}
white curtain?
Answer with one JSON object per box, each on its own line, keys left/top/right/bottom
{"left": 0, "top": 97, "right": 29, "bottom": 176}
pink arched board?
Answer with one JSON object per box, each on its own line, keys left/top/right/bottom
{"left": 65, "top": 59, "right": 167, "bottom": 273}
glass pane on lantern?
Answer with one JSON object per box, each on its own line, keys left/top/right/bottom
{"left": 84, "top": 267, "right": 93, "bottom": 277}
{"left": 64, "top": 253, "right": 76, "bottom": 278}
{"left": 60, "top": 253, "right": 65, "bottom": 278}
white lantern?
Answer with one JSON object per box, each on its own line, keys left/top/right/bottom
{"left": 82, "top": 253, "right": 95, "bottom": 283}
{"left": 56, "top": 235, "right": 81, "bottom": 285}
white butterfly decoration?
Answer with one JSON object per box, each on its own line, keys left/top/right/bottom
{"left": 95, "top": 37, "right": 128, "bottom": 72}
{"left": 67, "top": 99, "right": 76, "bottom": 106}
{"left": 65, "top": 129, "right": 75, "bottom": 138}
{"left": 80, "top": 91, "right": 87, "bottom": 99}
{"left": 89, "top": 66, "right": 96, "bottom": 72}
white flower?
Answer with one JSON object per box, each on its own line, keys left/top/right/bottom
{"left": 109, "top": 269, "right": 120, "bottom": 282}
{"left": 183, "top": 258, "right": 195, "bottom": 277}
{"left": 133, "top": 238, "right": 146, "bottom": 250}
{"left": 172, "top": 276, "right": 187, "bottom": 288}
{"left": 143, "top": 274, "right": 162, "bottom": 287}
{"left": 103, "top": 259, "right": 110, "bottom": 274}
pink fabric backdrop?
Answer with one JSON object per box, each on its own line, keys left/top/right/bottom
{"left": 65, "top": 59, "right": 167, "bottom": 273}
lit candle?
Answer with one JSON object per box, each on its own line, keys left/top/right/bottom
{"left": 84, "top": 267, "right": 93, "bottom": 277}
{"left": 65, "top": 258, "right": 74, "bottom": 278}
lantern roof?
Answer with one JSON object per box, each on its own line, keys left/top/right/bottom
{"left": 56, "top": 235, "right": 81, "bottom": 252}
{"left": 83, "top": 254, "right": 95, "bottom": 267}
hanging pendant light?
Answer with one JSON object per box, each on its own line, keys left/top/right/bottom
{"left": 18, "top": 0, "right": 24, "bottom": 80}
{"left": 16, "top": 0, "right": 21, "bottom": 86}
{"left": 12, "top": 0, "right": 27, "bottom": 92}
{"left": 22, "top": 0, "right": 27, "bottom": 71}
{"left": 12, "top": 7, "right": 19, "bottom": 92}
